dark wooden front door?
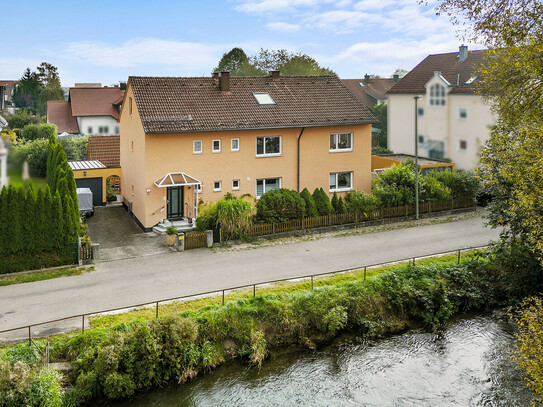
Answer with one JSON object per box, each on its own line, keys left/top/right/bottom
{"left": 167, "top": 186, "right": 184, "bottom": 219}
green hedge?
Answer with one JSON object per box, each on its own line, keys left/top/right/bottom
{"left": 0, "top": 137, "right": 80, "bottom": 274}
{"left": 256, "top": 188, "right": 306, "bottom": 222}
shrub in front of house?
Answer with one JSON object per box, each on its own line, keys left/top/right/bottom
{"left": 312, "top": 187, "right": 333, "bottom": 216}
{"left": 344, "top": 191, "right": 380, "bottom": 213}
{"left": 197, "top": 197, "right": 253, "bottom": 239}
{"left": 427, "top": 170, "right": 480, "bottom": 200}
{"left": 256, "top": 188, "right": 306, "bottom": 223}
{"left": 300, "top": 188, "right": 318, "bottom": 218}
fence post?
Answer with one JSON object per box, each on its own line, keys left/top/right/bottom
{"left": 28, "top": 327, "right": 31, "bottom": 346}
{"left": 273, "top": 223, "right": 276, "bottom": 234}
{"left": 222, "top": 290, "right": 225, "bottom": 305}
{"left": 311, "top": 276, "right": 314, "bottom": 290}
{"left": 458, "top": 249, "right": 461, "bottom": 264}
{"left": 253, "top": 285, "right": 256, "bottom": 298}
{"left": 156, "top": 302, "right": 159, "bottom": 318}
{"left": 82, "top": 315, "right": 85, "bottom": 333}
{"left": 364, "top": 266, "right": 367, "bottom": 281}
{"left": 413, "top": 257, "right": 415, "bottom": 265}
{"left": 91, "top": 243, "right": 100, "bottom": 263}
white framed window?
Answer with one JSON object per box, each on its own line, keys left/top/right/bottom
{"left": 193, "top": 140, "right": 202, "bottom": 154}
{"left": 212, "top": 139, "right": 221, "bottom": 153}
{"left": 458, "top": 108, "right": 467, "bottom": 120}
{"left": 231, "top": 138, "right": 239, "bottom": 152}
{"left": 329, "top": 172, "right": 353, "bottom": 192}
{"left": 256, "top": 136, "right": 281, "bottom": 157}
{"left": 329, "top": 132, "right": 353, "bottom": 152}
{"left": 256, "top": 177, "right": 281, "bottom": 198}
{"left": 87, "top": 127, "right": 93, "bottom": 134}
{"left": 459, "top": 140, "right": 468, "bottom": 151}
{"left": 429, "top": 83, "right": 446, "bottom": 106}
{"left": 213, "top": 181, "right": 221, "bottom": 192}
{"left": 232, "top": 179, "right": 240, "bottom": 190}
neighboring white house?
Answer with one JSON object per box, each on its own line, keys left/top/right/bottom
{"left": 47, "top": 86, "right": 124, "bottom": 136}
{"left": 387, "top": 46, "right": 494, "bottom": 170}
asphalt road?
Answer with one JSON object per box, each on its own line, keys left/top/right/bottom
{"left": 0, "top": 215, "right": 500, "bottom": 340}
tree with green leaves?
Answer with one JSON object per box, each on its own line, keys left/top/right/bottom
{"left": 368, "top": 103, "right": 387, "bottom": 148}
{"left": 12, "top": 68, "right": 41, "bottom": 109}
{"left": 214, "top": 48, "right": 265, "bottom": 76}
{"left": 251, "top": 48, "right": 334, "bottom": 76}
{"left": 12, "top": 63, "right": 64, "bottom": 114}
{"left": 433, "top": 0, "right": 543, "bottom": 259}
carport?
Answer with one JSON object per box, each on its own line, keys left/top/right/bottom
{"left": 69, "top": 160, "right": 122, "bottom": 206}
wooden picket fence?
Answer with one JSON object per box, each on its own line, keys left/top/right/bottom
{"left": 79, "top": 244, "right": 93, "bottom": 262}
{"left": 185, "top": 231, "right": 208, "bottom": 250}
{"left": 244, "top": 198, "right": 475, "bottom": 238}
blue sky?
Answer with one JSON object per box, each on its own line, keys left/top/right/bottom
{"left": 1, "top": 0, "right": 480, "bottom": 86}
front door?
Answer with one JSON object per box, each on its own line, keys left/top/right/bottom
{"left": 167, "top": 186, "right": 184, "bottom": 220}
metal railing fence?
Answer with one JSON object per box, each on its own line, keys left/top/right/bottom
{"left": 0, "top": 244, "right": 490, "bottom": 345}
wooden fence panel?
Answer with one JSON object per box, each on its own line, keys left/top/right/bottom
{"left": 185, "top": 231, "right": 207, "bottom": 250}
{"left": 80, "top": 245, "right": 93, "bottom": 261}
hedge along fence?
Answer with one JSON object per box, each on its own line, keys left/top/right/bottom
{"left": 243, "top": 198, "right": 475, "bottom": 238}
{"left": 0, "top": 137, "right": 80, "bottom": 274}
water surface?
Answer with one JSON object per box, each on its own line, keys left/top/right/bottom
{"left": 111, "top": 310, "right": 533, "bottom": 406}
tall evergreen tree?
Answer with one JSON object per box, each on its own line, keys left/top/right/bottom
{"left": 300, "top": 188, "right": 318, "bottom": 218}
{"left": 23, "top": 183, "right": 37, "bottom": 254}
{"left": 42, "top": 186, "right": 54, "bottom": 252}
{"left": 0, "top": 187, "right": 8, "bottom": 256}
{"left": 50, "top": 191, "right": 64, "bottom": 249}
{"left": 313, "top": 188, "right": 333, "bottom": 216}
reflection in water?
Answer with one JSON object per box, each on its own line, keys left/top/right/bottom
{"left": 111, "top": 311, "right": 533, "bottom": 407}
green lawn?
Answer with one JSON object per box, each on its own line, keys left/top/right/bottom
{"left": 7, "top": 167, "right": 47, "bottom": 189}
{"left": 0, "top": 266, "right": 92, "bottom": 286}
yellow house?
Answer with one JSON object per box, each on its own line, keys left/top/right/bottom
{"left": 120, "top": 71, "right": 376, "bottom": 231}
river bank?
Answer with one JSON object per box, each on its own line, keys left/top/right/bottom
{"left": 109, "top": 309, "right": 534, "bottom": 406}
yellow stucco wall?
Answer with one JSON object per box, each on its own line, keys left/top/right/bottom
{"left": 72, "top": 167, "right": 122, "bottom": 204}
{"left": 120, "top": 83, "right": 372, "bottom": 229}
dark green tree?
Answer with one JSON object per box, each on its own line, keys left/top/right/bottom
{"left": 256, "top": 189, "right": 306, "bottom": 222}
{"left": 368, "top": 103, "right": 388, "bottom": 148}
{"left": 50, "top": 191, "right": 64, "bottom": 249}
{"left": 312, "top": 188, "right": 333, "bottom": 216}
{"left": 336, "top": 196, "right": 346, "bottom": 214}
{"left": 214, "top": 48, "right": 265, "bottom": 76}
{"left": 300, "top": 188, "right": 318, "bottom": 218}
{"left": 331, "top": 192, "right": 339, "bottom": 213}
{"left": 251, "top": 49, "right": 334, "bottom": 76}
{"left": 12, "top": 68, "right": 40, "bottom": 108}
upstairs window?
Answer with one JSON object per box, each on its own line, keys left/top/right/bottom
{"left": 330, "top": 132, "right": 352, "bottom": 152}
{"left": 458, "top": 108, "right": 468, "bottom": 120}
{"left": 256, "top": 136, "right": 281, "bottom": 156}
{"left": 429, "top": 83, "right": 446, "bottom": 106}
{"left": 231, "top": 138, "right": 239, "bottom": 152}
{"left": 193, "top": 140, "right": 202, "bottom": 154}
{"left": 212, "top": 139, "right": 221, "bottom": 153}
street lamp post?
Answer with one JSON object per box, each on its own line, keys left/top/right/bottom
{"left": 414, "top": 96, "right": 421, "bottom": 220}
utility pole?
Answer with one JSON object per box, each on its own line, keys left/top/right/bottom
{"left": 414, "top": 96, "right": 421, "bottom": 220}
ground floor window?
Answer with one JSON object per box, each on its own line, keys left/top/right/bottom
{"left": 329, "top": 172, "right": 352, "bottom": 192}
{"left": 256, "top": 177, "right": 280, "bottom": 197}
{"left": 213, "top": 181, "right": 221, "bottom": 192}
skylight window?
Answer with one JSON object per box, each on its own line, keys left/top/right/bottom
{"left": 465, "top": 76, "right": 478, "bottom": 85}
{"left": 253, "top": 92, "right": 275, "bottom": 105}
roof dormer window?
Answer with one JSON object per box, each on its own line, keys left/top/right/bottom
{"left": 253, "top": 92, "right": 275, "bottom": 105}
{"left": 429, "top": 83, "right": 446, "bottom": 106}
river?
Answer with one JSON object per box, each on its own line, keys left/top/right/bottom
{"left": 110, "top": 310, "right": 534, "bottom": 406}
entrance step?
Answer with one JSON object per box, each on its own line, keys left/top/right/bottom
{"left": 152, "top": 219, "right": 197, "bottom": 235}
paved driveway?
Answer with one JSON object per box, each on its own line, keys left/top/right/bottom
{"left": 86, "top": 206, "right": 171, "bottom": 262}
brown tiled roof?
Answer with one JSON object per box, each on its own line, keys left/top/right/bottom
{"left": 129, "top": 75, "right": 376, "bottom": 134}
{"left": 387, "top": 50, "right": 486, "bottom": 95}
{"left": 69, "top": 87, "right": 124, "bottom": 119}
{"left": 342, "top": 78, "right": 395, "bottom": 107}
{"left": 88, "top": 135, "right": 120, "bottom": 167}
{"left": 47, "top": 101, "right": 79, "bottom": 134}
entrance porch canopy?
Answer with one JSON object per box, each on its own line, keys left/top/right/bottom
{"left": 153, "top": 172, "right": 201, "bottom": 188}
{"left": 153, "top": 172, "right": 202, "bottom": 221}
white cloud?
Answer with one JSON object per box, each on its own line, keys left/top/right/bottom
{"left": 266, "top": 22, "right": 301, "bottom": 32}
{"left": 62, "top": 39, "right": 218, "bottom": 69}
{"left": 304, "top": 10, "right": 378, "bottom": 33}
{"left": 235, "top": 0, "right": 319, "bottom": 14}
{"left": 354, "top": 0, "right": 395, "bottom": 11}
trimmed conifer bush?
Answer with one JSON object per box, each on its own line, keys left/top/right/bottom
{"left": 300, "top": 188, "right": 318, "bottom": 218}
{"left": 312, "top": 187, "right": 333, "bottom": 216}
{"left": 256, "top": 188, "right": 306, "bottom": 222}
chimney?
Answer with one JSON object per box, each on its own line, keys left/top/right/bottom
{"left": 212, "top": 72, "right": 219, "bottom": 78}
{"left": 458, "top": 45, "right": 468, "bottom": 62}
{"left": 219, "top": 71, "right": 230, "bottom": 92}
{"left": 270, "top": 70, "right": 280, "bottom": 79}
{"left": 364, "top": 74, "right": 370, "bottom": 84}
{"left": 393, "top": 74, "right": 399, "bottom": 83}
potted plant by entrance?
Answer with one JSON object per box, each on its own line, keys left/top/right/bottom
{"left": 166, "top": 226, "right": 177, "bottom": 247}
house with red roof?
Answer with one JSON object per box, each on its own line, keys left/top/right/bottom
{"left": 47, "top": 86, "right": 124, "bottom": 136}
{"left": 386, "top": 46, "right": 494, "bottom": 170}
